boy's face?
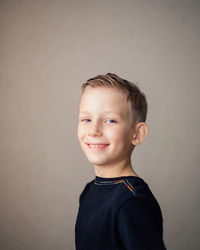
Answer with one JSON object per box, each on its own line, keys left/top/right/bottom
{"left": 77, "top": 86, "right": 135, "bottom": 168}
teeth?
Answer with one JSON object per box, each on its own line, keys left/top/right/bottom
{"left": 89, "top": 144, "right": 107, "bottom": 148}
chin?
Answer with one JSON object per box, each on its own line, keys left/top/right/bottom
{"left": 86, "top": 158, "right": 106, "bottom": 166}
{"left": 85, "top": 155, "right": 109, "bottom": 166}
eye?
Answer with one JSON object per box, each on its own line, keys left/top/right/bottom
{"left": 106, "top": 119, "right": 116, "bottom": 124}
{"left": 81, "top": 119, "right": 91, "bottom": 122}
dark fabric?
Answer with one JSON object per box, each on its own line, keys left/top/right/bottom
{"left": 75, "top": 175, "right": 166, "bottom": 250}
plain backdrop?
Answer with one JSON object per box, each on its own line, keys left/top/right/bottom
{"left": 0, "top": 0, "right": 199, "bottom": 249}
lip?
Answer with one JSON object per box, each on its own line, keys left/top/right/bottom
{"left": 86, "top": 143, "right": 109, "bottom": 151}
{"left": 86, "top": 143, "right": 109, "bottom": 145}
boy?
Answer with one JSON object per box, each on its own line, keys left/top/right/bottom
{"left": 75, "top": 73, "right": 166, "bottom": 250}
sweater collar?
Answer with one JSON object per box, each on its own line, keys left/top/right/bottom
{"left": 95, "top": 175, "right": 142, "bottom": 184}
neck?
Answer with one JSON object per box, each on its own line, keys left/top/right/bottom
{"left": 94, "top": 159, "right": 139, "bottom": 178}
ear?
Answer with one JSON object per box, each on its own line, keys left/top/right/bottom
{"left": 132, "top": 122, "right": 148, "bottom": 146}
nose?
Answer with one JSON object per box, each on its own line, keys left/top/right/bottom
{"left": 88, "top": 121, "right": 103, "bottom": 137}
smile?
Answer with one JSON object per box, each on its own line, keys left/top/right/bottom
{"left": 86, "top": 144, "right": 109, "bottom": 150}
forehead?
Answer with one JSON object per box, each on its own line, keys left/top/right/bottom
{"left": 79, "top": 86, "right": 131, "bottom": 117}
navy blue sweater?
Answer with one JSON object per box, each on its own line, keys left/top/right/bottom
{"left": 75, "top": 175, "right": 166, "bottom": 250}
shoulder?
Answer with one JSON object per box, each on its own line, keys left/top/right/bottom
{"left": 118, "top": 187, "right": 164, "bottom": 235}
{"left": 122, "top": 177, "right": 163, "bottom": 215}
{"left": 119, "top": 195, "right": 162, "bottom": 221}
{"left": 79, "top": 179, "right": 94, "bottom": 204}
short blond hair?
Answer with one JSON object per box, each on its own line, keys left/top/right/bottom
{"left": 81, "top": 73, "right": 148, "bottom": 125}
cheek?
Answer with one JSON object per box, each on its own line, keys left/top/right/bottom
{"left": 108, "top": 127, "right": 133, "bottom": 145}
{"left": 77, "top": 124, "right": 83, "bottom": 141}
{"left": 77, "top": 124, "right": 87, "bottom": 141}
{"left": 107, "top": 127, "right": 127, "bottom": 142}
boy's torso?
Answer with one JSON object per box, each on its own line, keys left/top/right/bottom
{"left": 75, "top": 176, "right": 164, "bottom": 250}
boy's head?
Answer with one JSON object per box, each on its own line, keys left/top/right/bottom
{"left": 77, "top": 73, "right": 148, "bottom": 170}
{"left": 81, "top": 73, "right": 147, "bottom": 126}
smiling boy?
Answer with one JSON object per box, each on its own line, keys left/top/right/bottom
{"left": 75, "top": 73, "right": 166, "bottom": 250}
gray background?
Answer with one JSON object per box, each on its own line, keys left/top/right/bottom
{"left": 0, "top": 0, "right": 199, "bottom": 249}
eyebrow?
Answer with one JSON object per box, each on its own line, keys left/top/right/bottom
{"left": 79, "top": 111, "right": 122, "bottom": 117}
